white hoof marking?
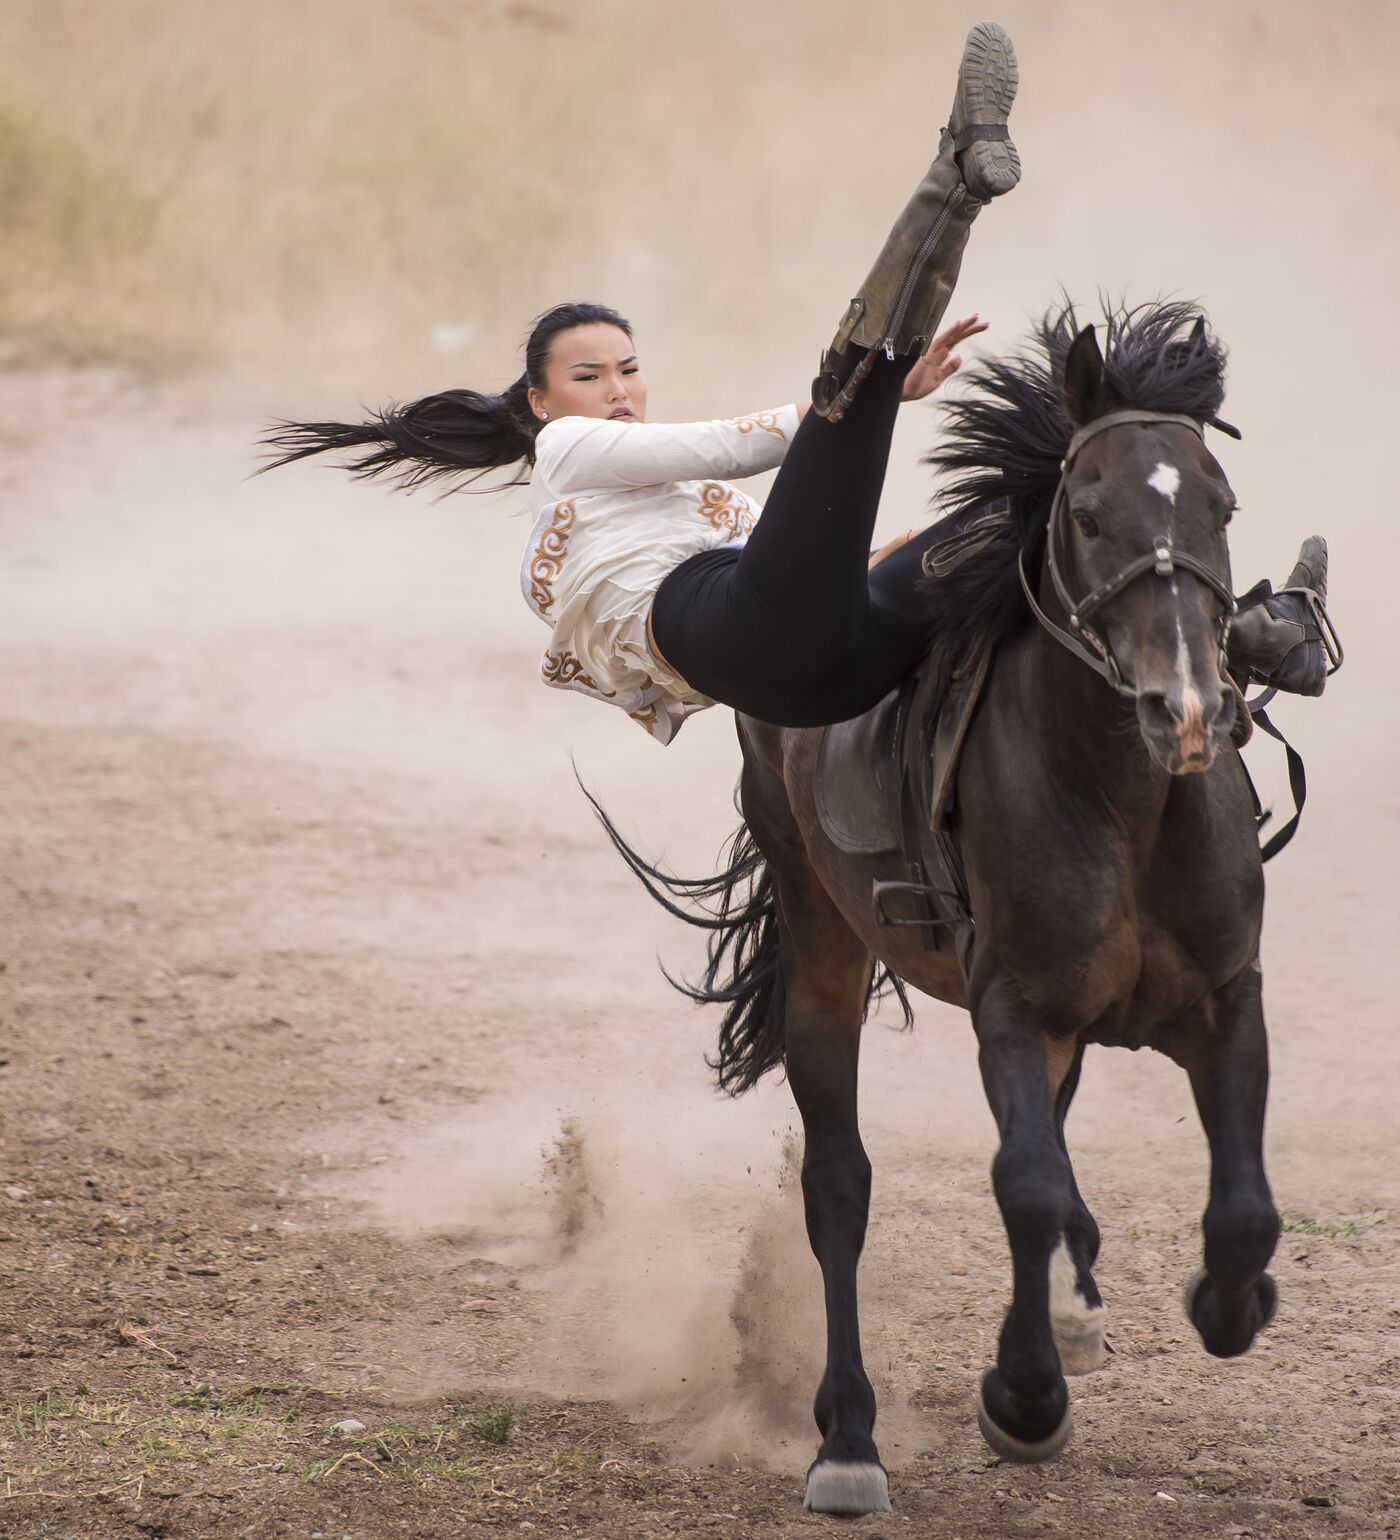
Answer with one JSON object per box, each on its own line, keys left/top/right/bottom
{"left": 803, "top": 1461, "right": 891, "bottom": 1515}
{"left": 1050, "top": 1235, "right": 1107, "bottom": 1375}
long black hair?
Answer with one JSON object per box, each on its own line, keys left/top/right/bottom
{"left": 260, "top": 301, "right": 632, "bottom": 492}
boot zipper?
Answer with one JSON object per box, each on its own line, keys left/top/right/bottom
{"left": 881, "top": 184, "right": 967, "bottom": 359}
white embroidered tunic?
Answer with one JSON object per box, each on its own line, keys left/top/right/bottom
{"left": 521, "top": 405, "right": 800, "bottom": 742}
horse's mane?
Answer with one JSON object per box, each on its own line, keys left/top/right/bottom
{"left": 917, "top": 298, "right": 1229, "bottom": 680}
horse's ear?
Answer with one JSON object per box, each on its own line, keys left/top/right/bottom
{"left": 1063, "top": 323, "right": 1107, "bottom": 426}
{"left": 1189, "top": 315, "right": 1208, "bottom": 349}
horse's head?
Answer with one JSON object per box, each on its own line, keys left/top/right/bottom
{"left": 1054, "top": 322, "right": 1238, "bottom": 775}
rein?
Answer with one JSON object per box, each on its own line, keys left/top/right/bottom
{"left": 1017, "top": 410, "right": 1237, "bottom": 697}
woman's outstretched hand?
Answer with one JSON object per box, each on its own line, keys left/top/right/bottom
{"left": 901, "top": 314, "right": 988, "bottom": 403}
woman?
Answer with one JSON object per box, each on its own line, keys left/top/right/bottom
{"left": 265, "top": 23, "right": 1331, "bottom": 744}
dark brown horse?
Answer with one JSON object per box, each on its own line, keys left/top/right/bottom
{"left": 593, "top": 303, "right": 1281, "bottom": 1516}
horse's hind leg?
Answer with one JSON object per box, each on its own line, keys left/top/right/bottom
{"left": 760, "top": 849, "right": 890, "bottom": 1514}
{"left": 1049, "top": 1043, "right": 1107, "bottom": 1375}
{"left": 972, "top": 984, "right": 1079, "bottom": 1462}
{"left": 1174, "top": 968, "right": 1280, "bottom": 1357}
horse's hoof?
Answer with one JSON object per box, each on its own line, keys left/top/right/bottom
{"left": 976, "top": 1379, "right": 1073, "bottom": 1464}
{"left": 1184, "top": 1269, "right": 1278, "bottom": 1358}
{"left": 803, "top": 1460, "right": 891, "bottom": 1515}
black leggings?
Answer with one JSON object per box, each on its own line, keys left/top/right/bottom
{"left": 650, "top": 349, "right": 942, "bottom": 727}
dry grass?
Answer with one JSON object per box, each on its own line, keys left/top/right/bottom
{"left": 1, "top": 1385, "right": 602, "bottom": 1501}
{"left": 0, "top": 0, "right": 659, "bottom": 372}
{"left": 0, "top": 0, "right": 858, "bottom": 392}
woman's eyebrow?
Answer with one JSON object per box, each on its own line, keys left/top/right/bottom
{"left": 568, "top": 355, "right": 638, "bottom": 369}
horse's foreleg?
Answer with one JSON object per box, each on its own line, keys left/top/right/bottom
{"left": 1176, "top": 967, "right": 1280, "bottom": 1357}
{"left": 973, "top": 984, "right": 1078, "bottom": 1461}
{"left": 1049, "top": 1042, "right": 1107, "bottom": 1375}
{"left": 781, "top": 887, "right": 889, "bottom": 1515}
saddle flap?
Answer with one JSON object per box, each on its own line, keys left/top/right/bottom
{"left": 815, "top": 646, "right": 994, "bottom": 855}
{"left": 814, "top": 684, "right": 905, "bottom": 855}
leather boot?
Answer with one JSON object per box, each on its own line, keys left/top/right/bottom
{"left": 1228, "top": 536, "right": 1342, "bottom": 697}
{"left": 813, "top": 21, "right": 1019, "bottom": 422}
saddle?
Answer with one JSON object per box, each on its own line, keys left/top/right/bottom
{"left": 815, "top": 646, "right": 993, "bottom": 976}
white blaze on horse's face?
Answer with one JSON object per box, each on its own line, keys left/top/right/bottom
{"left": 1148, "top": 461, "right": 1181, "bottom": 508}
{"left": 1174, "top": 609, "right": 1207, "bottom": 760}
{"left": 1149, "top": 460, "right": 1198, "bottom": 744}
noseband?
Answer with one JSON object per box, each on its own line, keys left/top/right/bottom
{"left": 1018, "top": 410, "right": 1237, "bottom": 698}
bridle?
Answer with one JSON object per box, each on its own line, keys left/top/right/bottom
{"left": 1017, "top": 409, "right": 1238, "bottom": 698}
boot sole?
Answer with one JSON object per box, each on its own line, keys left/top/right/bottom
{"left": 956, "top": 21, "right": 1021, "bottom": 199}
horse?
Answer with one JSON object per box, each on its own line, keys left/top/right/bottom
{"left": 591, "top": 301, "right": 1282, "bottom": 1516}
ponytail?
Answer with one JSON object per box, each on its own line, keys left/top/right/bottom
{"left": 260, "top": 300, "right": 633, "bottom": 495}
{"left": 262, "top": 374, "right": 537, "bottom": 492}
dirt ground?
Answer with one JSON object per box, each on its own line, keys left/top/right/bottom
{"left": 0, "top": 336, "right": 1396, "bottom": 1540}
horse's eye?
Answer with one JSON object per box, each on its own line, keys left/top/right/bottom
{"left": 1222, "top": 504, "right": 1236, "bottom": 528}
{"left": 1073, "top": 512, "right": 1101, "bottom": 539}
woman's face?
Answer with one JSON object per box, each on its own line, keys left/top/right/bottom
{"left": 528, "top": 323, "right": 648, "bottom": 425}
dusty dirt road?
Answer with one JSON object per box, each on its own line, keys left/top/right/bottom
{"left": 0, "top": 362, "right": 1395, "bottom": 1539}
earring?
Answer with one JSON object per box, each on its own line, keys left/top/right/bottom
{"left": 541, "top": 411, "right": 549, "bottom": 421}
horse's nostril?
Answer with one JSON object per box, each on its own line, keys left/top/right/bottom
{"left": 1139, "top": 691, "right": 1182, "bottom": 730}
{"left": 1213, "top": 687, "right": 1236, "bottom": 729}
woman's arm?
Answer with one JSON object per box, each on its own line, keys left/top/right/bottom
{"left": 535, "top": 317, "right": 980, "bottom": 496}
{"left": 536, "top": 404, "right": 801, "bottom": 495}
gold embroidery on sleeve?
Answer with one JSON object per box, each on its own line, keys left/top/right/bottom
{"left": 698, "top": 482, "right": 756, "bottom": 539}
{"left": 528, "top": 499, "right": 577, "bottom": 615}
{"left": 730, "top": 411, "right": 786, "bottom": 439}
{"left": 541, "top": 649, "right": 614, "bottom": 697}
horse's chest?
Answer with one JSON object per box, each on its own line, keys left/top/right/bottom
{"left": 1087, "top": 895, "right": 1259, "bottom": 1046}
{"left": 984, "top": 860, "right": 1259, "bottom": 1044}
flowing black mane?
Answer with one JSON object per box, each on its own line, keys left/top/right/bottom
{"left": 918, "top": 299, "right": 1229, "bottom": 675}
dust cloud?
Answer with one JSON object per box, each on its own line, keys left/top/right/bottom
{"left": 342, "top": 1072, "right": 828, "bottom": 1465}
{"left": 2, "top": 0, "right": 1397, "bottom": 1520}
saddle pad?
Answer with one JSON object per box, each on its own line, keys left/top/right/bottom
{"left": 815, "top": 649, "right": 993, "bottom": 855}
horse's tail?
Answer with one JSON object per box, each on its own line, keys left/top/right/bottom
{"left": 580, "top": 782, "right": 911, "bottom": 1096}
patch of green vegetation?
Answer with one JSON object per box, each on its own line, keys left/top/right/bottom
{"left": 470, "top": 1405, "right": 515, "bottom": 1444}
{"left": 1280, "top": 1209, "right": 1390, "bottom": 1240}
{"left": 547, "top": 1445, "right": 604, "bottom": 1474}
{"left": 166, "top": 1379, "right": 326, "bottom": 1413}
{"left": 1122, "top": 1224, "right": 1184, "bottom": 1244}
{"left": 300, "top": 1407, "right": 602, "bottom": 1493}
{"left": 3, "top": 1387, "right": 295, "bottom": 1487}
{"left": 1, "top": 1388, "right": 604, "bottom": 1504}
